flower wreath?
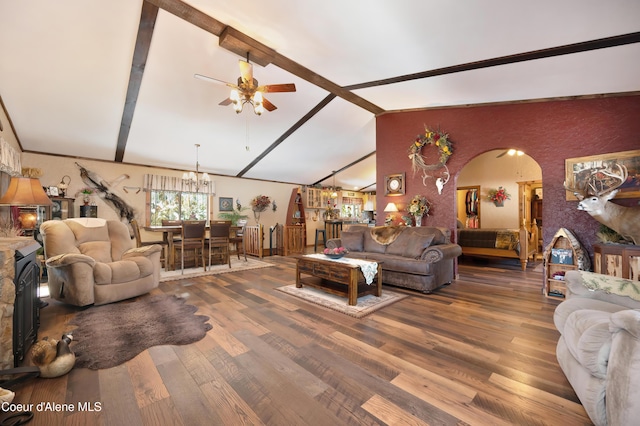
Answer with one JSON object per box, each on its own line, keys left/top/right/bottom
{"left": 408, "top": 126, "right": 452, "bottom": 174}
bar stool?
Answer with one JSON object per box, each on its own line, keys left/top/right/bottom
{"left": 325, "top": 220, "right": 343, "bottom": 240}
{"left": 314, "top": 229, "right": 326, "bottom": 252}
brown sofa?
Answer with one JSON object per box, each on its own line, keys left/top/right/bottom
{"left": 326, "top": 225, "right": 461, "bottom": 293}
{"left": 41, "top": 218, "right": 162, "bottom": 306}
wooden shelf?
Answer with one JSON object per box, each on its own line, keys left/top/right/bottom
{"left": 544, "top": 228, "right": 585, "bottom": 298}
{"left": 284, "top": 188, "right": 306, "bottom": 255}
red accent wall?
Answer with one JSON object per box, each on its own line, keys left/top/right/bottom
{"left": 377, "top": 94, "right": 640, "bottom": 255}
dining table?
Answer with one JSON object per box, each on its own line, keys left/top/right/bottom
{"left": 144, "top": 224, "right": 245, "bottom": 271}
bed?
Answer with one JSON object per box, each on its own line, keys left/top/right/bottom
{"left": 456, "top": 222, "right": 539, "bottom": 270}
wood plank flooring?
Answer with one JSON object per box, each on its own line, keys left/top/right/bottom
{"left": 2, "top": 255, "right": 593, "bottom": 425}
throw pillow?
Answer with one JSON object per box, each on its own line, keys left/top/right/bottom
{"left": 341, "top": 231, "right": 364, "bottom": 252}
{"left": 579, "top": 270, "right": 640, "bottom": 301}
{"left": 386, "top": 231, "right": 414, "bottom": 256}
{"left": 403, "top": 234, "right": 435, "bottom": 259}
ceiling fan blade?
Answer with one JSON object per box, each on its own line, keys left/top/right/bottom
{"left": 219, "top": 98, "right": 233, "bottom": 106}
{"left": 238, "top": 60, "right": 253, "bottom": 83}
{"left": 258, "top": 83, "right": 297, "bottom": 93}
{"left": 194, "top": 74, "right": 237, "bottom": 88}
{"left": 262, "top": 97, "right": 277, "bottom": 112}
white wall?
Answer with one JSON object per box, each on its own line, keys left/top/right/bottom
{"left": 22, "top": 152, "right": 299, "bottom": 241}
{"left": 456, "top": 149, "right": 541, "bottom": 228}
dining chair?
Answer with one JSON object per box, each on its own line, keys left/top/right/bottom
{"left": 175, "top": 220, "right": 206, "bottom": 273}
{"left": 131, "top": 219, "right": 168, "bottom": 271}
{"left": 229, "top": 224, "right": 247, "bottom": 261}
{"left": 161, "top": 219, "right": 183, "bottom": 270}
{"left": 208, "top": 222, "right": 231, "bottom": 268}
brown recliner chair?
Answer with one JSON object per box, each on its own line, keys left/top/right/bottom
{"left": 40, "top": 218, "right": 162, "bottom": 307}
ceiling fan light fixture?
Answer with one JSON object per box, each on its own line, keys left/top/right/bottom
{"left": 253, "top": 91, "right": 264, "bottom": 115}
{"left": 230, "top": 89, "right": 242, "bottom": 113}
{"left": 507, "top": 149, "right": 524, "bottom": 156}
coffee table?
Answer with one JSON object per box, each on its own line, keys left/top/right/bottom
{"left": 296, "top": 255, "right": 382, "bottom": 306}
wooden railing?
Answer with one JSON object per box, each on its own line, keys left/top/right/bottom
{"left": 270, "top": 224, "right": 284, "bottom": 256}
{"left": 244, "top": 225, "right": 263, "bottom": 258}
{"left": 284, "top": 225, "right": 305, "bottom": 256}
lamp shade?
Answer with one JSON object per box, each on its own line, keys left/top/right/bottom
{"left": 383, "top": 202, "right": 398, "bottom": 212}
{"left": 0, "top": 177, "right": 52, "bottom": 206}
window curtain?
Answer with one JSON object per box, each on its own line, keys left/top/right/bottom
{"left": 342, "top": 197, "right": 363, "bottom": 206}
{"left": 143, "top": 174, "right": 215, "bottom": 195}
{"left": 0, "top": 137, "right": 22, "bottom": 176}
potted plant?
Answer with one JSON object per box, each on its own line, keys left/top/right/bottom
{"left": 76, "top": 187, "right": 95, "bottom": 205}
{"left": 488, "top": 187, "right": 511, "bottom": 207}
{"left": 408, "top": 194, "right": 431, "bottom": 226}
{"left": 218, "top": 206, "right": 250, "bottom": 226}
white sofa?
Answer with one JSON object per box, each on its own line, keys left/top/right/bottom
{"left": 553, "top": 270, "right": 640, "bottom": 426}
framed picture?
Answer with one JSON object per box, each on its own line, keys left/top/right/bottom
{"left": 385, "top": 173, "right": 405, "bottom": 196}
{"left": 49, "top": 186, "right": 59, "bottom": 196}
{"left": 565, "top": 149, "right": 640, "bottom": 200}
{"left": 219, "top": 197, "right": 233, "bottom": 211}
{"left": 551, "top": 248, "right": 573, "bottom": 265}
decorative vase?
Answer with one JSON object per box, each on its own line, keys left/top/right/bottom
{"left": 493, "top": 200, "right": 504, "bottom": 207}
{"left": 414, "top": 215, "right": 422, "bottom": 227}
{"left": 83, "top": 194, "right": 90, "bottom": 205}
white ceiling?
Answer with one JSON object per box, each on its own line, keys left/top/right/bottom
{"left": 1, "top": 0, "right": 639, "bottom": 192}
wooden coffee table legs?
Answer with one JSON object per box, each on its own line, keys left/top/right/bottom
{"left": 296, "top": 257, "right": 382, "bottom": 306}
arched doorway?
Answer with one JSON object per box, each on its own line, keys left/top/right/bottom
{"left": 456, "top": 148, "right": 543, "bottom": 254}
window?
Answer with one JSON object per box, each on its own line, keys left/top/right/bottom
{"left": 148, "top": 190, "right": 209, "bottom": 225}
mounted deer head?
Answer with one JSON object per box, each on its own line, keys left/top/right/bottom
{"left": 565, "top": 163, "right": 639, "bottom": 244}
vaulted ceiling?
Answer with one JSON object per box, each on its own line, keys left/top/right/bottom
{"left": 1, "top": 0, "right": 639, "bottom": 192}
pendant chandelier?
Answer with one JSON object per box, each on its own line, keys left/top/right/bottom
{"left": 331, "top": 171, "right": 338, "bottom": 198}
{"left": 182, "top": 144, "right": 210, "bottom": 192}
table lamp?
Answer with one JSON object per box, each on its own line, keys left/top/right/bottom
{"left": 0, "top": 177, "right": 53, "bottom": 230}
{"left": 0, "top": 177, "right": 53, "bottom": 206}
{"left": 383, "top": 202, "right": 398, "bottom": 226}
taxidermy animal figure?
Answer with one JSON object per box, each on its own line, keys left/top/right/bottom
{"left": 565, "top": 163, "right": 640, "bottom": 244}
{"left": 30, "top": 334, "right": 75, "bottom": 378}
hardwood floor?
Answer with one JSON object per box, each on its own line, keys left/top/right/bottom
{"left": 3, "top": 255, "right": 593, "bottom": 425}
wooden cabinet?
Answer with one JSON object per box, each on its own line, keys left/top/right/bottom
{"left": 285, "top": 188, "right": 306, "bottom": 253}
{"left": 38, "top": 197, "right": 75, "bottom": 221}
{"left": 544, "top": 228, "right": 589, "bottom": 298}
{"left": 79, "top": 205, "right": 98, "bottom": 218}
{"left": 593, "top": 243, "right": 640, "bottom": 281}
{"left": 305, "top": 187, "right": 329, "bottom": 209}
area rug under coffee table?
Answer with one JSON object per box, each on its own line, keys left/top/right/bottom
{"left": 160, "top": 257, "right": 274, "bottom": 282}
{"left": 276, "top": 285, "right": 407, "bottom": 318}
{"left": 69, "top": 294, "right": 212, "bottom": 369}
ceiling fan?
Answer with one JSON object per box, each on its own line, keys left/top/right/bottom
{"left": 194, "top": 53, "right": 296, "bottom": 115}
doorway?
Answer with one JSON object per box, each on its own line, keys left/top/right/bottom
{"left": 456, "top": 149, "right": 542, "bottom": 230}
{"left": 456, "top": 186, "right": 480, "bottom": 228}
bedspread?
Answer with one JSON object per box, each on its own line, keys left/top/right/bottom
{"left": 457, "top": 229, "right": 520, "bottom": 252}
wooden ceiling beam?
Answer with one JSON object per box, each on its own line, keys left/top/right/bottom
{"left": 218, "top": 27, "right": 275, "bottom": 67}
{"left": 144, "top": 0, "right": 226, "bottom": 35}
{"left": 346, "top": 31, "right": 640, "bottom": 90}
{"left": 114, "top": 1, "right": 158, "bottom": 162}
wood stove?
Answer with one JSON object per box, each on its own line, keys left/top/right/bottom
{"left": 12, "top": 241, "right": 40, "bottom": 366}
